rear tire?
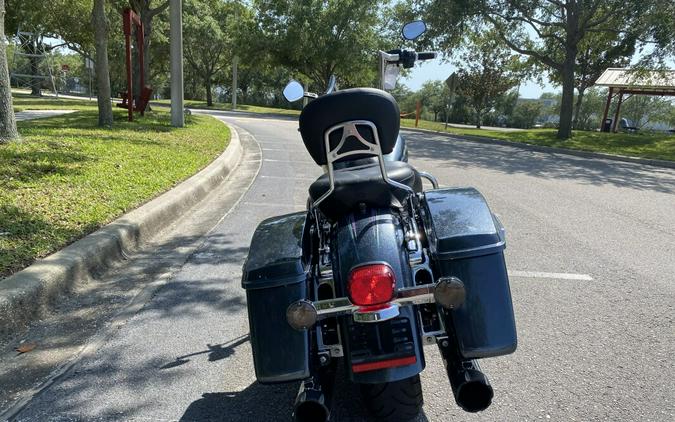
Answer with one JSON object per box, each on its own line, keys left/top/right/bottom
{"left": 359, "top": 375, "right": 424, "bottom": 421}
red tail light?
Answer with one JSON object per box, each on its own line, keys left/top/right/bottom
{"left": 348, "top": 264, "right": 396, "bottom": 307}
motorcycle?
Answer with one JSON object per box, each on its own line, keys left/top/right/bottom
{"left": 241, "top": 20, "right": 517, "bottom": 422}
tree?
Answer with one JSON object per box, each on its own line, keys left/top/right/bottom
{"left": 573, "top": 87, "right": 606, "bottom": 131}
{"left": 621, "top": 96, "right": 674, "bottom": 129}
{"left": 0, "top": 0, "right": 18, "bottom": 142}
{"left": 183, "top": 0, "right": 254, "bottom": 106}
{"left": 455, "top": 32, "right": 521, "bottom": 129}
{"left": 183, "top": 0, "right": 229, "bottom": 106}
{"left": 667, "top": 107, "right": 675, "bottom": 129}
{"left": 417, "top": 80, "right": 448, "bottom": 122}
{"left": 6, "top": 0, "right": 94, "bottom": 95}
{"left": 390, "top": 83, "right": 417, "bottom": 115}
{"left": 510, "top": 101, "right": 542, "bottom": 129}
{"left": 544, "top": 24, "right": 636, "bottom": 129}
{"left": 92, "top": 0, "right": 113, "bottom": 127}
{"left": 493, "top": 90, "right": 519, "bottom": 125}
{"left": 638, "top": 0, "right": 675, "bottom": 65}
{"left": 420, "top": 0, "right": 655, "bottom": 139}
{"left": 255, "top": 0, "right": 391, "bottom": 92}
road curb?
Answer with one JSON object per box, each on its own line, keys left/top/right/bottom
{"left": 0, "top": 122, "right": 243, "bottom": 336}
{"left": 402, "top": 126, "right": 675, "bottom": 170}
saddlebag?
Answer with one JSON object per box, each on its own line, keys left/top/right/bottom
{"left": 422, "top": 188, "right": 517, "bottom": 359}
{"left": 241, "top": 212, "right": 310, "bottom": 383}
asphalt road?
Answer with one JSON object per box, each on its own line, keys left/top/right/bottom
{"left": 5, "top": 111, "right": 675, "bottom": 421}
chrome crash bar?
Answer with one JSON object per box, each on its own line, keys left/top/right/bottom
{"left": 286, "top": 277, "right": 465, "bottom": 330}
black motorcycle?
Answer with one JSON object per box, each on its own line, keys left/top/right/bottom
{"left": 241, "top": 21, "right": 517, "bottom": 422}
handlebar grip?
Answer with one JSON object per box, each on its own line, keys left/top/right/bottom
{"left": 417, "top": 52, "right": 437, "bottom": 61}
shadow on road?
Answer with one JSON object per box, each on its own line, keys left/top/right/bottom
{"left": 180, "top": 384, "right": 297, "bottom": 422}
{"left": 161, "top": 334, "right": 250, "bottom": 369}
{"left": 0, "top": 229, "right": 251, "bottom": 417}
{"left": 180, "top": 370, "right": 432, "bottom": 422}
{"left": 404, "top": 131, "right": 675, "bottom": 194}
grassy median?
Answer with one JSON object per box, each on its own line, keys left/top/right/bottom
{"left": 1, "top": 96, "right": 230, "bottom": 279}
{"left": 401, "top": 119, "right": 675, "bottom": 162}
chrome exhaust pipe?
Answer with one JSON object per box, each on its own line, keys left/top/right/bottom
{"left": 446, "top": 359, "right": 494, "bottom": 413}
{"left": 294, "top": 378, "right": 330, "bottom": 422}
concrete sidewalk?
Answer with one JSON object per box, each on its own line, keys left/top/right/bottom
{"left": 15, "top": 110, "right": 77, "bottom": 121}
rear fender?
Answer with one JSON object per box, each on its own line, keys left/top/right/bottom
{"left": 332, "top": 208, "right": 425, "bottom": 383}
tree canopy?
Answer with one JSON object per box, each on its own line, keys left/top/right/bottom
{"left": 418, "top": 0, "right": 672, "bottom": 139}
{"left": 5, "top": 0, "right": 673, "bottom": 132}
{"left": 455, "top": 31, "right": 523, "bottom": 128}
{"left": 254, "top": 0, "right": 393, "bottom": 92}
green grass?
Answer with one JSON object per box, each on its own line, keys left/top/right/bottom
{"left": 154, "top": 99, "right": 301, "bottom": 116}
{"left": 401, "top": 118, "right": 675, "bottom": 162}
{"left": 12, "top": 92, "right": 98, "bottom": 111}
{"left": 1, "top": 95, "right": 230, "bottom": 279}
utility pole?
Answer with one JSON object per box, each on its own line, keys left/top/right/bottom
{"left": 232, "top": 55, "right": 238, "bottom": 110}
{"left": 170, "top": 0, "right": 184, "bottom": 127}
{"left": 231, "top": 0, "right": 242, "bottom": 111}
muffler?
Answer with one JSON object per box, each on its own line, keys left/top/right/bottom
{"left": 446, "top": 358, "right": 494, "bottom": 413}
{"left": 294, "top": 378, "right": 330, "bottom": 422}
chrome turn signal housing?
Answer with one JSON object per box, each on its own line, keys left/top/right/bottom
{"left": 433, "top": 276, "right": 466, "bottom": 309}
{"left": 286, "top": 300, "right": 318, "bottom": 330}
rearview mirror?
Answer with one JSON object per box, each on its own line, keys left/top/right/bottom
{"left": 402, "top": 20, "right": 427, "bottom": 40}
{"left": 283, "top": 80, "right": 304, "bottom": 102}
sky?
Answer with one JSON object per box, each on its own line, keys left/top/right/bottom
{"left": 402, "top": 57, "right": 556, "bottom": 99}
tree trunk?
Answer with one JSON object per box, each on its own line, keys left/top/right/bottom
{"left": 0, "top": 0, "right": 18, "bottom": 142}
{"left": 557, "top": 52, "right": 576, "bottom": 139}
{"left": 475, "top": 110, "right": 482, "bottom": 129}
{"left": 92, "top": 0, "right": 113, "bottom": 127}
{"left": 142, "top": 14, "right": 152, "bottom": 89}
{"left": 205, "top": 79, "right": 213, "bottom": 106}
{"left": 572, "top": 86, "right": 586, "bottom": 130}
{"left": 29, "top": 53, "right": 42, "bottom": 96}
{"left": 240, "top": 85, "right": 248, "bottom": 104}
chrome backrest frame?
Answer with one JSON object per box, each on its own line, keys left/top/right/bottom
{"left": 312, "top": 120, "right": 414, "bottom": 208}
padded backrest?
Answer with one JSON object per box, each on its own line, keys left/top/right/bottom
{"left": 298, "top": 88, "right": 400, "bottom": 165}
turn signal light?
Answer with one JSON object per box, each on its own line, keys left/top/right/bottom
{"left": 348, "top": 264, "right": 396, "bottom": 307}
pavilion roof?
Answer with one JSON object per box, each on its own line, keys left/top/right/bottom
{"left": 595, "top": 68, "right": 675, "bottom": 93}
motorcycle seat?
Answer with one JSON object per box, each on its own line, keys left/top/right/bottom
{"left": 309, "top": 161, "right": 422, "bottom": 220}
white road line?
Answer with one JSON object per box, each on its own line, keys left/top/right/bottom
{"left": 264, "top": 158, "right": 314, "bottom": 164}
{"left": 243, "top": 201, "right": 304, "bottom": 208}
{"left": 262, "top": 148, "right": 307, "bottom": 152}
{"left": 259, "top": 175, "right": 316, "bottom": 181}
{"left": 509, "top": 271, "right": 593, "bottom": 281}
{"left": 226, "top": 116, "right": 293, "bottom": 123}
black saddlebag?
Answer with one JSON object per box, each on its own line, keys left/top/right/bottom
{"left": 422, "top": 188, "right": 517, "bottom": 359}
{"left": 241, "top": 212, "right": 310, "bottom": 383}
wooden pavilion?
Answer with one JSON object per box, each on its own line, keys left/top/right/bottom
{"left": 595, "top": 68, "right": 675, "bottom": 132}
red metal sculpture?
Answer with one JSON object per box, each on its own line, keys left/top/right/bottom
{"left": 118, "top": 8, "right": 152, "bottom": 121}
